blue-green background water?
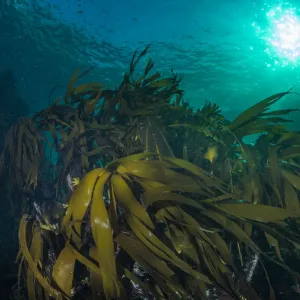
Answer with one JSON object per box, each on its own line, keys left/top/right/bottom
{"left": 2, "top": 0, "right": 300, "bottom": 127}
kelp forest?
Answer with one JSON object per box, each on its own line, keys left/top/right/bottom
{"left": 2, "top": 45, "right": 300, "bottom": 299}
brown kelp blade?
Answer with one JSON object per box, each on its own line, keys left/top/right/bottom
{"left": 228, "top": 89, "right": 294, "bottom": 132}
{"left": 130, "top": 44, "right": 151, "bottom": 76}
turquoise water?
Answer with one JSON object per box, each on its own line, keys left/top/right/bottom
{"left": 2, "top": 0, "right": 300, "bottom": 125}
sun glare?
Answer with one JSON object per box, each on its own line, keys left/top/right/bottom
{"left": 253, "top": 2, "right": 300, "bottom": 68}
{"left": 268, "top": 7, "right": 300, "bottom": 60}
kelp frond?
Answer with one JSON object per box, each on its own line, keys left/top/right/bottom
{"left": 17, "top": 154, "right": 300, "bottom": 299}
{"left": 3, "top": 45, "right": 300, "bottom": 299}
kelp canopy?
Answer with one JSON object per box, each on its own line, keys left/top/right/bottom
{"left": 3, "top": 45, "right": 300, "bottom": 299}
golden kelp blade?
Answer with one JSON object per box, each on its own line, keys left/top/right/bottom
{"left": 116, "top": 160, "right": 194, "bottom": 186}
{"left": 116, "top": 234, "right": 180, "bottom": 296}
{"left": 217, "top": 203, "right": 300, "bottom": 222}
{"left": 111, "top": 174, "right": 154, "bottom": 229}
{"left": 52, "top": 247, "right": 76, "bottom": 298}
{"left": 90, "top": 170, "right": 121, "bottom": 299}
{"left": 124, "top": 212, "right": 211, "bottom": 284}
{"left": 89, "top": 247, "right": 105, "bottom": 299}
{"left": 61, "top": 168, "right": 104, "bottom": 244}
{"left": 19, "top": 216, "right": 62, "bottom": 299}
{"left": 26, "top": 222, "right": 43, "bottom": 300}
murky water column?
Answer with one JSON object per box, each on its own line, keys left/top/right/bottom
{"left": 0, "top": 0, "right": 39, "bottom": 16}
{"left": 0, "top": 0, "right": 11, "bottom": 19}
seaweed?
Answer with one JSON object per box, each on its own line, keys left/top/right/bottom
{"left": 0, "top": 70, "right": 31, "bottom": 299}
{"left": 3, "top": 45, "right": 300, "bottom": 299}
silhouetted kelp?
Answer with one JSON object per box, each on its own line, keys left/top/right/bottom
{"left": 3, "top": 45, "right": 300, "bottom": 299}
{"left": 0, "top": 69, "right": 30, "bottom": 299}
